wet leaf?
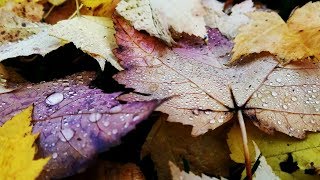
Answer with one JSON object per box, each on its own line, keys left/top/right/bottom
{"left": 113, "top": 15, "right": 320, "bottom": 138}
{"left": 0, "top": 8, "right": 46, "bottom": 45}
{"left": 231, "top": 2, "right": 320, "bottom": 64}
{"left": 142, "top": 114, "right": 231, "bottom": 180}
{"left": 169, "top": 161, "right": 222, "bottom": 180}
{"left": 203, "top": 0, "right": 255, "bottom": 38}
{"left": 50, "top": 16, "right": 122, "bottom": 70}
{"left": 116, "top": 0, "right": 207, "bottom": 45}
{"left": 248, "top": 142, "right": 280, "bottom": 180}
{"left": 0, "top": 71, "right": 161, "bottom": 179}
{"left": 0, "top": 15, "right": 121, "bottom": 71}
{"left": 0, "top": 0, "right": 43, "bottom": 22}
{"left": 228, "top": 122, "right": 320, "bottom": 179}
{"left": 0, "top": 106, "right": 49, "bottom": 180}
{"left": 67, "top": 161, "right": 145, "bottom": 180}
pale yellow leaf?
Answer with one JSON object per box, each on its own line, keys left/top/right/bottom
{"left": 231, "top": 2, "right": 320, "bottom": 64}
{"left": 203, "top": 0, "right": 255, "bottom": 38}
{"left": 116, "top": 0, "right": 207, "bottom": 45}
{"left": 228, "top": 123, "right": 320, "bottom": 179}
{"left": 0, "top": 106, "right": 49, "bottom": 180}
{"left": 169, "top": 161, "right": 221, "bottom": 180}
{"left": 49, "top": 16, "right": 122, "bottom": 70}
{"left": 48, "top": 0, "right": 66, "bottom": 6}
{"left": 81, "top": 0, "right": 112, "bottom": 8}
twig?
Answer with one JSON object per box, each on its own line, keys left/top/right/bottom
{"left": 237, "top": 110, "right": 252, "bottom": 180}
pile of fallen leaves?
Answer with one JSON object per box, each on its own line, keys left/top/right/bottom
{"left": 0, "top": 0, "right": 319, "bottom": 179}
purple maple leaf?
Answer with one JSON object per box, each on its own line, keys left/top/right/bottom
{"left": 0, "top": 71, "right": 161, "bottom": 179}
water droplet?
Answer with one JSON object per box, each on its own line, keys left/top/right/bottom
{"left": 271, "top": 92, "right": 278, "bottom": 96}
{"left": 59, "top": 128, "right": 74, "bottom": 141}
{"left": 45, "top": 92, "right": 64, "bottom": 105}
{"left": 149, "top": 84, "right": 159, "bottom": 92}
{"left": 52, "top": 153, "right": 58, "bottom": 159}
{"left": 112, "top": 129, "right": 118, "bottom": 134}
{"left": 282, "top": 105, "right": 288, "bottom": 110}
{"left": 192, "top": 109, "right": 199, "bottom": 115}
{"left": 109, "top": 105, "right": 122, "bottom": 113}
{"left": 89, "top": 113, "right": 102, "bottom": 122}
{"left": 209, "top": 120, "right": 215, "bottom": 124}
{"left": 103, "top": 121, "right": 110, "bottom": 127}
{"left": 277, "top": 120, "right": 282, "bottom": 125}
{"left": 132, "top": 115, "right": 140, "bottom": 121}
{"left": 276, "top": 78, "right": 282, "bottom": 83}
{"left": 291, "top": 96, "right": 297, "bottom": 102}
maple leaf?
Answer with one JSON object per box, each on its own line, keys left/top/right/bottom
{"left": 49, "top": 16, "right": 122, "bottom": 70}
{"left": 142, "top": 114, "right": 231, "bottom": 180}
{"left": 169, "top": 161, "right": 222, "bottom": 180}
{"left": 113, "top": 15, "right": 320, "bottom": 139}
{"left": 228, "top": 122, "right": 320, "bottom": 179}
{"left": 248, "top": 142, "right": 280, "bottom": 180}
{"left": 116, "top": 0, "right": 207, "bottom": 45}
{"left": 0, "top": 71, "right": 161, "bottom": 178}
{"left": 231, "top": 2, "right": 320, "bottom": 64}
{"left": 203, "top": 0, "right": 255, "bottom": 38}
{"left": 0, "top": 15, "right": 122, "bottom": 71}
{"left": 0, "top": 106, "right": 49, "bottom": 180}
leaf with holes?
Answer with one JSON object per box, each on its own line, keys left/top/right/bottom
{"left": 0, "top": 71, "right": 161, "bottom": 179}
{"left": 113, "top": 15, "right": 320, "bottom": 139}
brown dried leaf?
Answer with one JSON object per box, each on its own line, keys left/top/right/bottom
{"left": 113, "top": 15, "right": 320, "bottom": 138}
{"left": 142, "top": 114, "right": 232, "bottom": 180}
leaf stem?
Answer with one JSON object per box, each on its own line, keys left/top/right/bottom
{"left": 68, "top": 3, "right": 84, "bottom": 19}
{"left": 43, "top": 5, "right": 55, "bottom": 20}
{"left": 75, "top": 0, "right": 80, "bottom": 17}
{"left": 237, "top": 110, "right": 252, "bottom": 180}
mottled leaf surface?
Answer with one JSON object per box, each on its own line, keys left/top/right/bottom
{"left": 0, "top": 71, "right": 160, "bottom": 179}
{"left": 113, "top": 15, "right": 320, "bottom": 138}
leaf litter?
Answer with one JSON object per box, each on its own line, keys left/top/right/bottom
{"left": 0, "top": 71, "right": 161, "bottom": 179}
{"left": 0, "top": 0, "right": 320, "bottom": 179}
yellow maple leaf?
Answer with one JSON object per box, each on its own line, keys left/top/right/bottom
{"left": 227, "top": 123, "right": 320, "bottom": 179}
{"left": 0, "top": 106, "right": 49, "bottom": 180}
{"left": 231, "top": 2, "right": 320, "bottom": 65}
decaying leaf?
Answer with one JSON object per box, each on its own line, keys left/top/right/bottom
{"left": 0, "top": 15, "right": 122, "bottom": 71}
{"left": 116, "top": 0, "right": 207, "bottom": 45}
{"left": 169, "top": 161, "right": 221, "bottom": 180}
{"left": 1, "top": 0, "right": 44, "bottom": 22}
{"left": 113, "top": 15, "right": 320, "bottom": 138}
{"left": 231, "top": 2, "right": 320, "bottom": 64}
{"left": 67, "top": 161, "right": 145, "bottom": 180}
{"left": 0, "top": 8, "right": 46, "bottom": 45}
{"left": 228, "top": 123, "right": 320, "bottom": 179}
{"left": 203, "top": 0, "right": 255, "bottom": 38}
{"left": 142, "top": 114, "right": 231, "bottom": 180}
{"left": 0, "top": 71, "right": 161, "bottom": 179}
{"left": 0, "top": 106, "right": 49, "bottom": 180}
